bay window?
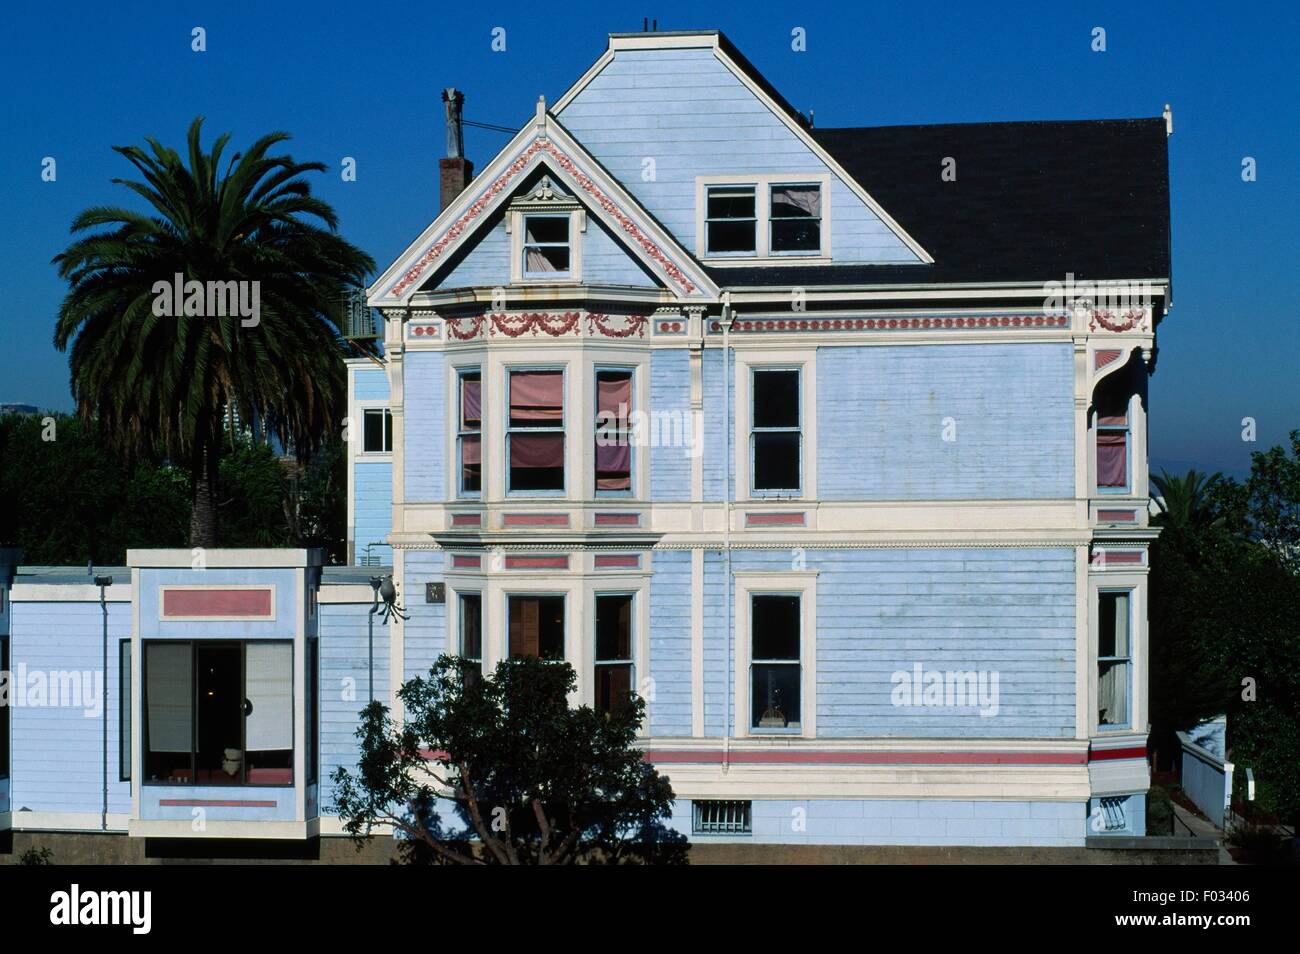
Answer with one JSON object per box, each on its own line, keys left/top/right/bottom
{"left": 508, "top": 595, "right": 565, "bottom": 660}
{"left": 594, "top": 594, "right": 634, "bottom": 717}
{"left": 143, "top": 640, "right": 294, "bottom": 786}
{"left": 508, "top": 369, "right": 565, "bottom": 492}
{"left": 1095, "top": 375, "right": 1131, "bottom": 492}
{"left": 459, "top": 592, "right": 483, "bottom": 679}
{"left": 751, "top": 594, "right": 801, "bottom": 730}
{"left": 1097, "top": 591, "right": 1131, "bottom": 728}
{"left": 751, "top": 368, "right": 802, "bottom": 493}
{"left": 595, "top": 369, "right": 633, "bottom": 493}
{"left": 458, "top": 369, "right": 482, "bottom": 494}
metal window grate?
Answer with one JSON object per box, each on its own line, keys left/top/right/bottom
{"left": 693, "top": 800, "right": 752, "bottom": 835}
{"left": 1100, "top": 796, "right": 1127, "bottom": 831}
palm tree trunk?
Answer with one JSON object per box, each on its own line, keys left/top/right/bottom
{"left": 189, "top": 441, "right": 218, "bottom": 548}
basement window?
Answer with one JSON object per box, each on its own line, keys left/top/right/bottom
{"left": 693, "top": 800, "right": 752, "bottom": 834}
{"left": 522, "top": 215, "right": 571, "bottom": 277}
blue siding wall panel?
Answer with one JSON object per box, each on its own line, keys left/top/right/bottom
{"left": 319, "top": 600, "right": 389, "bottom": 813}
{"left": 648, "top": 550, "right": 692, "bottom": 736}
{"left": 437, "top": 216, "right": 511, "bottom": 289}
{"left": 557, "top": 48, "right": 919, "bottom": 264}
{"left": 353, "top": 366, "right": 389, "bottom": 401}
{"left": 404, "top": 351, "right": 446, "bottom": 502}
{"left": 817, "top": 343, "right": 1074, "bottom": 500}
{"left": 353, "top": 461, "right": 392, "bottom": 564}
{"left": 9, "top": 600, "right": 132, "bottom": 816}
{"left": 403, "top": 551, "right": 446, "bottom": 681}
{"left": 649, "top": 349, "right": 693, "bottom": 501}
{"left": 701, "top": 349, "right": 733, "bottom": 502}
{"left": 702, "top": 550, "right": 729, "bottom": 736}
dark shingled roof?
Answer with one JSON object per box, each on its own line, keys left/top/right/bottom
{"left": 709, "top": 118, "right": 1171, "bottom": 289}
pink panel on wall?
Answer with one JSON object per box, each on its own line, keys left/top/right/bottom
{"left": 503, "top": 513, "right": 569, "bottom": 527}
{"left": 594, "top": 513, "right": 639, "bottom": 526}
{"left": 162, "top": 588, "right": 272, "bottom": 618}
{"left": 450, "top": 513, "right": 482, "bottom": 527}
{"left": 745, "top": 512, "right": 806, "bottom": 527}
{"left": 1097, "top": 509, "right": 1137, "bottom": 522}
{"left": 504, "top": 555, "right": 569, "bottom": 570}
{"left": 1094, "top": 349, "right": 1122, "bottom": 370}
{"left": 594, "top": 554, "right": 640, "bottom": 569}
{"left": 451, "top": 555, "right": 481, "bottom": 569}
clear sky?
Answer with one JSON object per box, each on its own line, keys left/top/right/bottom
{"left": 1, "top": 0, "right": 1295, "bottom": 477}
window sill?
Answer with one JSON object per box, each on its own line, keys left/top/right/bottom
{"left": 704, "top": 255, "right": 830, "bottom": 266}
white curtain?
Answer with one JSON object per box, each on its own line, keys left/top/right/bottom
{"left": 245, "top": 643, "right": 293, "bottom": 752}
{"left": 146, "top": 642, "right": 192, "bottom": 753}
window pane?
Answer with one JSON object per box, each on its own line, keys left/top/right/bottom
{"left": 525, "top": 245, "right": 570, "bottom": 273}
{"left": 707, "top": 219, "right": 756, "bottom": 254}
{"left": 771, "top": 186, "right": 821, "bottom": 218}
{"left": 595, "top": 664, "right": 633, "bottom": 717}
{"left": 306, "top": 639, "right": 318, "bottom": 785}
{"left": 753, "top": 370, "right": 799, "bottom": 427}
{"left": 510, "top": 433, "right": 565, "bottom": 490}
{"left": 525, "top": 217, "right": 568, "bottom": 244}
{"left": 1097, "top": 432, "right": 1128, "bottom": 488}
{"left": 596, "top": 371, "right": 632, "bottom": 418}
{"left": 596, "top": 594, "right": 633, "bottom": 661}
{"left": 245, "top": 642, "right": 293, "bottom": 785}
{"left": 752, "top": 595, "right": 800, "bottom": 659}
{"left": 461, "top": 374, "right": 481, "bottom": 429}
{"left": 1099, "top": 660, "right": 1129, "bottom": 726}
{"left": 707, "top": 188, "right": 755, "bottom": 219}
{"left": 509, "top": 596, "right": 565, "bottom": 660}
{"left": 363, "top": 409, "right": 387, "bottom": 452}
{"left": 0, "top": 637, "right": 9, "bottom": 779}
{"left": 509, "top": 371, "right": 563, "bottom": 426}
{"left": 771, "top": 218, "right": 821, "bottom": 252}
{"left": 753, "top": 433, "right": 801, "bottom": 491}
{"left": 460, "top": 435, "right": 481, "bottom": 492}
{"left": 752, "top": 664, "right": 800, "bottom": 729}
{"left": 1098, "top": 592, "right": 1130, "bottom": 657}
{"left": 145, "top": 642, "right": 192, "bottom": 782}
{"left": 460, "top": 594, "right": 483, "bottom": 661}
{"left": 120, "top": 640, "right": 131, "bottom": 781}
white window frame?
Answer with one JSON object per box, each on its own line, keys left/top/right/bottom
{"left": 1088, "top": 574, "right": 1145, "bottom": 736}
{"left": 735, "top": 349, "right": 817, "bottom": 501}
{"left": 593, "top": 591, "right": 636, "bottom": 717}
{"left": 508, "top": 208, "right": 585, "bottom": 284}
{"left": 456, "top": 367, "right": 482, "bottom": 498}
{"left": 360, "top": 407, "right": 393, "bottom": 455}
{"left": 593, "top": 364, "right": 636, "bottom": 498}
{"left": 695, "top": 173, "right": 832, "bottom": 262}
{"left": 505, "top": 365, "right": 567, "bottom": 497}
{"left": 734, "top": 571, "right": 817, "bottom": 739}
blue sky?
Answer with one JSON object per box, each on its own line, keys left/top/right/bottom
{"left": 0, "top": 0, "right": 1295, "bottom": 477}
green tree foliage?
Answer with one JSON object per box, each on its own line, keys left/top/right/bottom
{"left": 333, "top": 656, "right": 688, "bottom": 865}
{"left": 52, "top": 117, "right": 374, "bottom": 547}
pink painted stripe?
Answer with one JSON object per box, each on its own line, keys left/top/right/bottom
{"left": 642, "top": 749, "right": 1086, "bottom": 766}
{"left": 158, "top": 799, "right": 279, "bottom": 808}
{"left": 1097, "top": 509, "right": 1137, "bottom": 522}
{"left": 162, "top": 588, "right": 272, "bottom": 618}
{"left": 595, "top": 554, "right": 640, "bottom": 569}
{"left": 1089, "top": 746, "right": 1147, "bottom": 762}
{"left": 451, "top": 554, "right": 481, "bottom": 569}
{"left": 1103, "top": 551, "right": 1144, "bottom": 564}
{"left": 504, "top": 555, "right": 569, "bottom": 570}
{"left": 450, "top": 513, "right": 482, "bottom": 527}
{"left": 594, "top": 512, "right": 640, "bottom": 527}
{"left": 746, "top": 512, "right": 806, "bottom": 527}
{"left": 504, "top": 513, "right": 570, "bottom": 527}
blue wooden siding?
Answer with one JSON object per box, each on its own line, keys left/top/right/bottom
{"left": 8, "top": 600, "right": 132, "bottom": 816}
{"left": 353, "top": 461, "right": 392, "bottom": 565}
{"left": 583, "top": 219, "right": 658, "bottom": 286}
{"left": 701, "top": 348, "right": 733, "bottom": 502}
{"left": 437, "top": 214, "right": 511, "bottom": 289}
{"left": 648, "top": 551, "right": 692, "bottom": 735}
{"left": 728, "top": 547, "right": 1076, "bottom": 738}
{"left": 556, "top": 47, "right": 919, "bottom": 264}
{"left": 649, "top": 349, "right": 692, "bottom": 500}
{"left": 403, "top": 351, "right": 446, "bottom": 503}
{"left": 353, "top": 365, "right": 389, "bottom": 401}
{"left": 318, "top": 600, "right": 389, "bottom": 812}
{"left": 403, "top": 551, "right": 446, "bottom": 681}
{"left": 664, "top": 798, "right": 1085, "bottom": 846}
{"left": 817, "top": 343, "right": 1075, "bottom": 500}
{"left": 702, "top": 550, "right": 730, "bottom": 736}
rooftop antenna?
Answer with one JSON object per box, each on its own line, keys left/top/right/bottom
{"left": 1163, "top": 104, "right": 1173, "bottom": 137}
{"left": 809, "top": 109, "right": 815, "bottom": 128}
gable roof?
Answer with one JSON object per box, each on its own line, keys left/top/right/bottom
{"left": 367, "top": 105, "right": 718, "bottom": 305}
{"left": 711, "top": 118, "right": 1171, "bottom": 288}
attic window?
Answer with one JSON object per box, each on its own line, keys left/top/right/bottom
{"left": 770, "top": 185, "right": 822, "bottom": 253}
{"left": 523, "top": 215, "right": 571, "bottom": 276}
{"left": 705, "top": 186, "right": 756, "bottom": 254}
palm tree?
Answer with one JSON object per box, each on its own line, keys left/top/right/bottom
{"left": 54, "top": 117, "right": 374, "bottom": 547}
{"left": 1150, "top": 469, "right": 1224, "bottom": 530}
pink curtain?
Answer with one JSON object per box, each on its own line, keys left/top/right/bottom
{"left": 461, "top": 378, "right": 481, "bottom": 428}
{"left": 596, "top": 441, "right": 631, "bottom": 490}
{"left": 510, "top": 372, "right": 563, "bottom": 423}
{"left": 510, "top": 433, "right": 564, "bottom": 469}
{"left": 460, "top": 434, "right": 481, "bottom": 466}
{"left": 1097, "top": 432, "right": 1128, "bottom": 487}
{"left": 597, "top": 374, "right": 632, "bottom": 418}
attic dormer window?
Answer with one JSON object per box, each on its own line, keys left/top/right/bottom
{"left": 705, "top": 186, "right": 757, "bottom": 254}
{"left": 770, "top": 185, "right": 822, "bottom": 253}
{"left": 698, "top": 175, "right": 829, "bottom": 260}
{"left": 523, "top": 215, "right": 571, "bottom": 276}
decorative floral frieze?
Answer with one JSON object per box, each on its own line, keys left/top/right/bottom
{"left": 1089, "top": 308, "right": 1149, "bottom": 333}
{"left": 708, "top": 315, "right": 1072, "bottom": 334}
{"left": 442, "top": 312, "right": 647, "bottom": 340}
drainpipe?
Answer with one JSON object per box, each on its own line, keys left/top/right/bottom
{"left": 368, "top": 576, "right": 383, "bottom": 704}
{"left": 720, "top": 294, "right": 735, "bottom": 771}
{"left": 94, "top": 574, "right": 113, "bottom": 831}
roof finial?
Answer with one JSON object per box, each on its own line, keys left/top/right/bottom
{"left": 1163, "top": 104, "right": 1172, "bottom": 137}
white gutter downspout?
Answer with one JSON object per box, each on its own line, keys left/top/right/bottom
{"left": 720, "top": 293, "right": 735, "bottom": 772}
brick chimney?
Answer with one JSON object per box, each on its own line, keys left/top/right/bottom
{"left": 439, "top": 88, "right": 473, "bottom": 211}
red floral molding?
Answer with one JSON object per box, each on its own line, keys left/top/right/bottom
{"left": 384, "top": 138, "right": 697, "bottom": 299}
{"left": 1089, "top": 309, "right": 1147, "bottom": 333}
{"left": 709, "top": 315, "right": 1071, "bottom": 333}
{"left": 444, "top": 312, "right": 646, "bottom": 340}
